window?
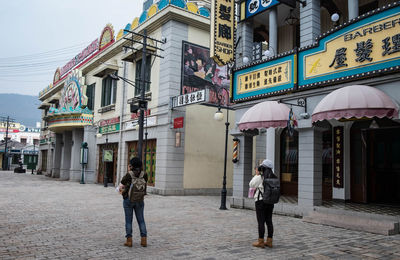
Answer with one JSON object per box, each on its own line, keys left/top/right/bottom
{"left": 101, "top": 74, "right": 117, "bottom": 107}
{"left": 20, "top": 138, "right": 27, "bottom": 145}
{"left": 33, "top": 139, "right": 39, "bottom": 145}
{"left": 86, "top": 83, "right": 95, "bottom": 110}
{"left": 135, "top": 56, "right": 152, "bottom": 96}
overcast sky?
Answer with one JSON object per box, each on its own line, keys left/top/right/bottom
{"left": 0, "top": 0, "right": 143, "bottom": 96}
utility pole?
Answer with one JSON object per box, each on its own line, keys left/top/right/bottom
{"left": 1, "top": 116, "right": 14, "bottom": 170}
{"left": 122, "top": 28, "right": 165, "bottom": 165}
{"left": 137, "top": 29, "right": 147, "bottom": 161}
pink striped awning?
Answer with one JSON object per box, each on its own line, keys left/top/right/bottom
{"left": 238, "top": 101, "right": 295, "bottom": 131}
{"left": 312, "top": 85, "right": 399, "bottom": 122}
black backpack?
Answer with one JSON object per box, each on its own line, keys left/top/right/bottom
{"left": 260, "top": 172, "right": 280, "bottom": 204}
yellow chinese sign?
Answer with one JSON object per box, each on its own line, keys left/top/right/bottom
{"left": 210, "top": 0, "right": 235, "bottom": 66}
{"left": 333, "top": 126, "right": 344, "bottom": 188}
{"left": 304, "top": 13, "right": 400, "bottom": 79}
{"left": 237, "top": 61, "right": 291, "bottom": 94}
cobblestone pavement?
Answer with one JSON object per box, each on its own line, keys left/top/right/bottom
{"left": 1, "top": 171, "right": 400, "bottom": 260}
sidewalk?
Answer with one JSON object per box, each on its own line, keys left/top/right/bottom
{"left": 1, "top": 171, "right": 399, "bottom": 259}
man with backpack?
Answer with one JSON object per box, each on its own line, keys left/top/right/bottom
{"left": 249, "top": 159, "right": 279, "bottom": 248}
{"left": 120, "top": 157, "right": 148, "bottom": 247}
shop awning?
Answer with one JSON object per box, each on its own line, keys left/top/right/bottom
{"left": 312, "top": 85, "right": 399, "bottom": 122}
{"left": 93, "top": 63, "right": 119, "bottom": 77}
{"left": 238, "top": 101, "right": 295, "bottom": 131}
{"left": 37, "top": 102, "right": 51, "bottom": 110}
{"left": 48, "top": 93, "right": 61, "bottom": 104}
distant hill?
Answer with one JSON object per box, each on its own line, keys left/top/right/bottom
{"left": 0, "top": 94, "right": 42, "bottom": 128}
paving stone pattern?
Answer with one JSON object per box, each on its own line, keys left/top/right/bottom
{"left": 1, "top": 171, "right": 400, "bottom": 260}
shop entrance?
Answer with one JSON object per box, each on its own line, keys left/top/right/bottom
{"left": 351, "top": 120, "right": 400, "bottom": 205}
{"left": 127, "top": 139, "right": 157, "bottom": 186}
{"left": 98, "top": 143, "right": 118, "bottom": 185}
{"left": 41, "top": 150, "right": 48, "bottom": 172}
{"left": 363, "top": 126, "right": 400, "bottom": 205}
{"left": 280, "top": 129, "right": 298, "bottom": 196}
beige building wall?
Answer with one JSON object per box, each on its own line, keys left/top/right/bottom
{"left": 183, "top": 105, "right": 235, "bottom": 189}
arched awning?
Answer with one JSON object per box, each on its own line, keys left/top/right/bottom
{"left": 238, "top": 101, "right": 295, "bottom": 131}
{"left": 312, "top": 85, "right": 399, "bottom": 122}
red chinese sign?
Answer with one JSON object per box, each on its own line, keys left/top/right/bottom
{"left": 100, "top": 116, "right": 120, "bottom": 127}
{"left": 173, "top": 117, "right": 184, "bottom": 129}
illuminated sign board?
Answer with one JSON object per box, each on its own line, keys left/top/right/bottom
{"left": 232, "top": 52, "right": 297, "bottom": 102}
{"left": 298, "top": 4, "right": 400, "bottom": 88}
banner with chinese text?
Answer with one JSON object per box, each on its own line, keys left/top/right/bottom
{"left": 210, "top": 0, "right": 235, "bottom": 66}
{"left": 232, "top": 52, "right": 296, "bottom": 102}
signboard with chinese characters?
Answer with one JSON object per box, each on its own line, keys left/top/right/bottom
{"left": 171, "top": 89, "right": 209, "bottom": 108}
{"left": 99, "top": 123, "right": 120, "bottom": 134}
{"left": 173, "top": 117, "right": 184, "bottom": 129}
{"left": 245, "top": 0, "right": 280, "bottom": 20}
{"left": 232, "top": 52, "right": 296, "bottom": 102}
{"left": 210, "top": 0, "right": 235, "bottom": 66}
{"left": 298, "top": 4, "right": 400, "bottom": 88}
{"left": 333, "top": 126, "right": 344, "bottom": 188}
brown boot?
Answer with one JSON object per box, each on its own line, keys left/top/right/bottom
{"left": 140, "top": 237, "right": 147, "bottom": 247}
{"left": 252, "top": 238, "right": 265, "bottom": 248}
{"left": 265, "top": 237, "right": 273, "bottom": 248}
{"left": 124, "top": 237, "right": 132, "bottom": 247}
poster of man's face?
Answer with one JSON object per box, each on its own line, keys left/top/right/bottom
{"left": 181, "top": 41, "right": 230, "bottom": 106}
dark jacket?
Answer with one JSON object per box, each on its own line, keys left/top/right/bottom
{"left": 120, "top": 169, "right": 148, "bottom": 199}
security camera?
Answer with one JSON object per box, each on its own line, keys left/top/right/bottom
{"left": 300, "top": 112, "right": 310, "bottom": 119}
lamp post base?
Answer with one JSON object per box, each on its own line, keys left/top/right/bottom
{"left": 219, "top": 189, "right": 227, "bottom": 210}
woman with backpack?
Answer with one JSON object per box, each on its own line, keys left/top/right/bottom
{"left": 120, "top": 157, "right": 148, "bottom": 247}
{"left": 249, "top": 159, "right": 276, "bottom": 248}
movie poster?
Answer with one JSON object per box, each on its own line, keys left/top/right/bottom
{"left": 181, "top": 41, "right": 230, "bottom": 106}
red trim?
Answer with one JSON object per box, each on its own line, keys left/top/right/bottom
{"left": 53, "top": 39, "right": 116, "bottom": 85}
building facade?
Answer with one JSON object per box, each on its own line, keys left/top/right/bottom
{"left": 38, "top": 0, "right": 235, "bottom": 195}
{"left": 231, "top": 0, "right": 400, "bottom": 214}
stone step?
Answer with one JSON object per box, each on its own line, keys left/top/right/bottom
{"left": 303, "top": 207, "right": 400, "bottom": 235}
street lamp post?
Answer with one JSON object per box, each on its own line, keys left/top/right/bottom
{"left": 214, "top": 91, "right": 230, "bottom": 210}
{"left": 32, "top": 142, "right": 35, "bottom": 174}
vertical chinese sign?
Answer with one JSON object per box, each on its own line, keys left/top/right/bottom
{"left": 211, "top": 0, "right": 235, "bottom": 66}
{"left": 333, "top": 126, "right": 344, "bottom": 188}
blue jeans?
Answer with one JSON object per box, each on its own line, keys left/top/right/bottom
{"left": 123, "top": 198, "right": 147, "bottom": 238}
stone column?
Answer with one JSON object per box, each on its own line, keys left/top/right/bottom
{"left": 60, "top": 131, "right": 72, "bottom": 180}
{"left": 269, "top": 7, "right": 278, "bottom": 56}
{"left": 83, "top": 125, "right": 97, "bottom": 184}
{"left": 231, "top": 133, "right": 253, "bottom": 208}
{"left": 300, "top": 0, "right": 321, "bottom": 47}
{"left": 52, "top": 133, "right": 62, "bottom": 178}
{"left": 236, "top": 21, "right": 253, "bottom": 67}
{"left": 298, "top": 125, "right": 323, "bottom": 207}
{"left": 69, "top": 129, "right": 84, "bottom": 182}
{"left": 348, "top": 0, "right": 358, "bottom": 20}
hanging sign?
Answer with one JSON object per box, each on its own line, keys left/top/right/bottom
{"left": 210, "top": 0, "right": 235, "bottom": 66}
{"left": 171, "top": 89, "right": 209, "bottom": 108}
{"left": 333, "top": 126, "right": 344, "bottom": 188}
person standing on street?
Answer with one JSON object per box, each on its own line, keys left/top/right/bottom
{"left": 249, "top": 159, "right": 276, "bottom": 248}
{"left": 120, "top": 157, "right": 148, "bottom": 247}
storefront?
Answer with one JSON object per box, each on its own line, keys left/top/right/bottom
{"left": 230, "top": 2, "right": 400, "bottom": 211}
